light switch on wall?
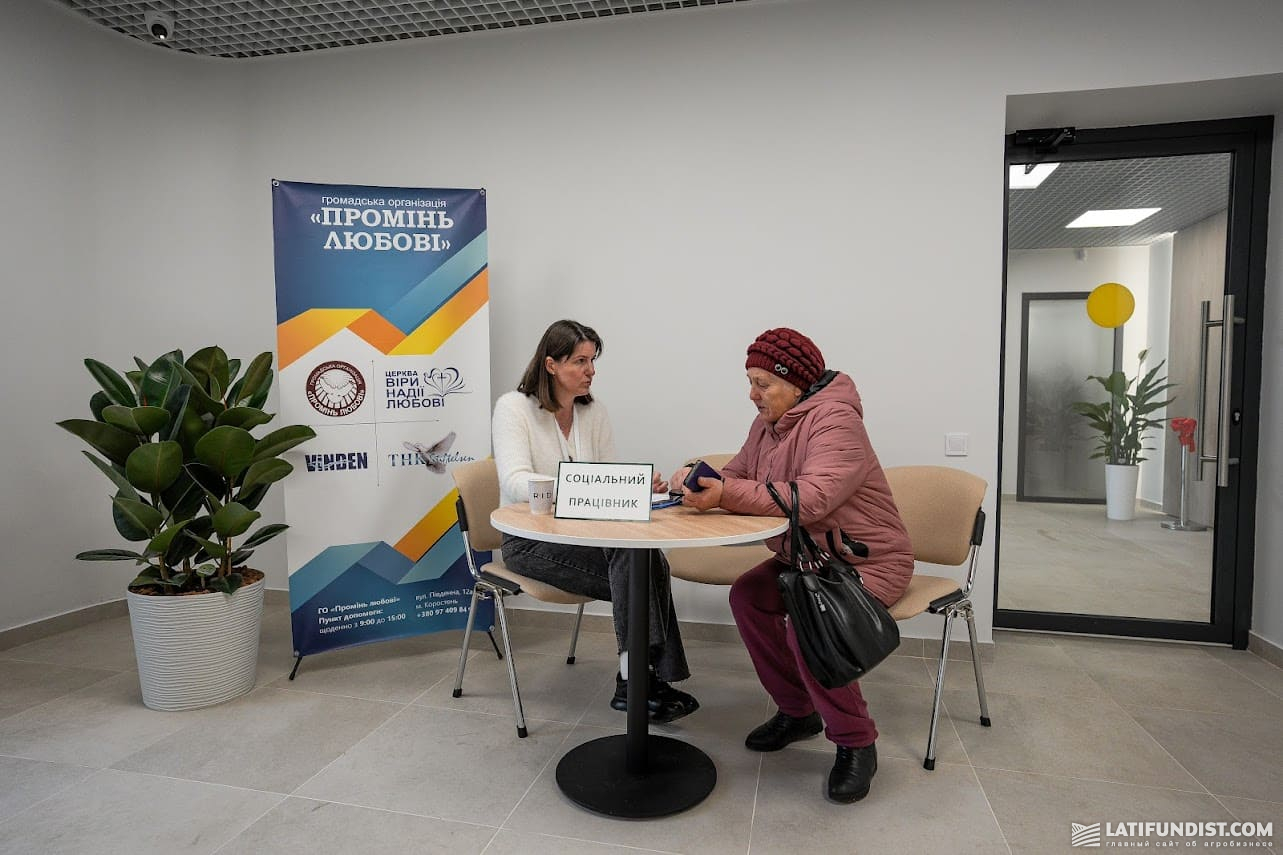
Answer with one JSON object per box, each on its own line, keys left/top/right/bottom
{"left": 945, "top": 433, "right": 968, "bottom": 457}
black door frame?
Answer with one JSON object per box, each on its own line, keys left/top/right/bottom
{"left": 995, "top": 116, "right": 1272, "bottom": 648}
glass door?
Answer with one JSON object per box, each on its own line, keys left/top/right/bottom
{"left": 1017, "top": 292, "right": 1119, "bottom": 503}
{"left": 995, "top": 118, "right": 1272, "bottom": 647}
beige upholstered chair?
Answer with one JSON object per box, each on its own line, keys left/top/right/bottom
{"left": 450, "top": 458, "right": 592, "bottom": 738}
{"left": 884, "top": 465, "right": 991, "bottom": 770}
{"left": 664, "top": 454, "right": 775, "bottom": 585}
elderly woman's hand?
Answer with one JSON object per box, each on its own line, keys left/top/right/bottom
{"left": 682, "top": 477, "right": 723, "bottom": 511}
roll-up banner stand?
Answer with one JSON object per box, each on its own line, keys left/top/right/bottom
{"left": 271, "top": 180, "right": 493, "bottom": 671}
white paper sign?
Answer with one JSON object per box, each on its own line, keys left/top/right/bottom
{"left": 555, "top": 461, "right": 653, "bottom": 522}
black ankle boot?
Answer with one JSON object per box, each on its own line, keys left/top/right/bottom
{"left": 609, "top": 673, "right": 700, "bottom": 723}
{"left": 649, "top": 676, "right": 699, "bottom": 723}
{"left": 827, "top": 743, "right": 877, "bottom": 803}
{"left": 744, "top": 710, "right": 823, "bottom": 751}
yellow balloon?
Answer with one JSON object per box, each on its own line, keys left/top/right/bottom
{"left": 1086, "top": 282, "right": 1135, "bottom": 328}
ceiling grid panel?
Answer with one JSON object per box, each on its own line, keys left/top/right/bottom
{"left": 59, "top": 0, "right": 751, "bottom": 58}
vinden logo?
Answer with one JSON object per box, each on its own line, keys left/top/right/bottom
{"left": 304, "top": 452, "right": 369, "bottom": 472}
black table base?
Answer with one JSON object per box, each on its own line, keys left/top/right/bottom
{"left": 554, "top": 548, "right": 716, "bottom": 817}
{"left": 555, "top": 734, "right": 716, "bottom": 818}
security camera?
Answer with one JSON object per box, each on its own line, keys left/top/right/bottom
{"left": 144, "top": 10, "right": 174, "bottom": 42}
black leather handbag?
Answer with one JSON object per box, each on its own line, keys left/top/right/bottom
{"left": 767, "top": 481, "right": 900, "bottom": 688}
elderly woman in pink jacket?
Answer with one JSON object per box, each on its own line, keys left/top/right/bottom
{"left": 674, "top": 328, "right": 913, "bottom": 804}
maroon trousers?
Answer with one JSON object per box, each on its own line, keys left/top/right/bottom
{"left": 729, "top": 559, "right": 878, "bottom": 748}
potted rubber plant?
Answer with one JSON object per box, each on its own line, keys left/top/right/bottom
{"left": 57, "top": 347, "right": 315, "bottom": 710}
{"left": 1072, "top": 349, "right": 1176, "bottom": 520}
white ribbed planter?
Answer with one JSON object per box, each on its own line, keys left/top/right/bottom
{"left": 1105, "top": 463, "right": 1140, "bottom": 521}
{"left": 127, "top": 576, "right": 264, "bottom": 711}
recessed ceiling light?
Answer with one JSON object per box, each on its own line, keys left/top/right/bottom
{"left": 1008, "top": 163, "right": 1059, "bottom": 189}
{"left": 1066, "top": 208, "right": 1161, "bottom": 228}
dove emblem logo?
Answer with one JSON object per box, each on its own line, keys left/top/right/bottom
{"left": 306, "top": 360, "right": 367, "bottom": 417}
{"left": 421, "top": 367, "right": 468, "bottom": 397}
{"left": 403, "top": 432, "right": 457, "bottom": 474}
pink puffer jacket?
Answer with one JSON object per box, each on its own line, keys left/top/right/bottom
{"left": 719, "top": 372, "right": 913, "bottom": 607}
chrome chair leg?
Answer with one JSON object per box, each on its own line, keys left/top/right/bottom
{"left": 566, "top": 603, "right": 585, "bottom": 664}
{"left": 964, "top": 603, "right": 991, "bottom": 727}
{"left": 493, "top": 593, "right": 528, "bottom": 738}
{"left": 452, "top": 587, "right": 482, "bottom": 698}
{"left": 924, "top": 609, "right": 957, "bottom": 771}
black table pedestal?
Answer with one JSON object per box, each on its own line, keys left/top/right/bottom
{"left": 555, "top": 733, "right": 716, "bottom": 818}
{"left": 554, "top": 547, "right": 716, "bottom": 818}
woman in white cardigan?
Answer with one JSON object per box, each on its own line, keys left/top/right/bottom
{"left": 493, "top": 319, "right": 698, "bottom": 723}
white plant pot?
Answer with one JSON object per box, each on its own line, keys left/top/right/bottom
{"left": 1104, "top": 464, "right": 1139, "bottom": 521}
{"left": 127, "top": 576, "right": 264, "bottom": 711}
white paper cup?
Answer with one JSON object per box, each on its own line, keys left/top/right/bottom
{"left": 528, "top": 476, "right": 556, "bottom": 514}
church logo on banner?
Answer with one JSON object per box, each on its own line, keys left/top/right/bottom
{"left": 271, "top": 180, "right": 492, "bottom": 659}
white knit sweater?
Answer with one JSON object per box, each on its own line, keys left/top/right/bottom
{"left": 492, "top": 390, "right": 617, "bottom": 506}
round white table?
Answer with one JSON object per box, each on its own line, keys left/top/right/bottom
{"left": 491, "top": 503, "right": 786, "bottom": 819}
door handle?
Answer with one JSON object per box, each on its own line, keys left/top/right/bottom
{"left": 1195, "top": 295, "right": 1244, "bottom": 487}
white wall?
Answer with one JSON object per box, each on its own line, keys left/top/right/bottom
{"left": 1001, "top": 247, "right": 1151, "bottom": 495}
{"left": 0, "top": 6, "right": 96, "bottom": 628}
{"left": 0, "top": 4, "right": 256, "bottom": 632}
{"left": 6, "top": 0, "right": 1283, "bottom": 646}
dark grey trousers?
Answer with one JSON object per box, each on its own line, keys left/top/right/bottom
{"left": 500, "top": 534, "right": 691, "bottom": 683}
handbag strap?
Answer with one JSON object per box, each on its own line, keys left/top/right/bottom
{"left": 765, "top": 481, "right": 830, "bottom": 567}
{"left": 790, "top": 482, "right": 828, "bottom": 564}
{"left": 768, "top": 481, "right": 871, "bottom": 585}
{"left": 765, "top": 481, "right": 802, "bottom": 562}
{"left": 765, "top": 481, "right": 788, "bottom": 514}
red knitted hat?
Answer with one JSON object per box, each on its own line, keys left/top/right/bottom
{"left": 745, "top": 328, "right": 825, "bottom": 391}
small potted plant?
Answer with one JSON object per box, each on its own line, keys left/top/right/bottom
{"left": 58, "top": 347, "right": 315, "bottom": 710}
{"left": 1072, "top": 349, "right": 1176, "bottom": 520}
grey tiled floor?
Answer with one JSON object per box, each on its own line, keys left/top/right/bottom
{"left": 998, "top": 496, "right": 1213, "bottom": 621}
{"left": 1, "top": 604, "right": 1280, "bottom": 854}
